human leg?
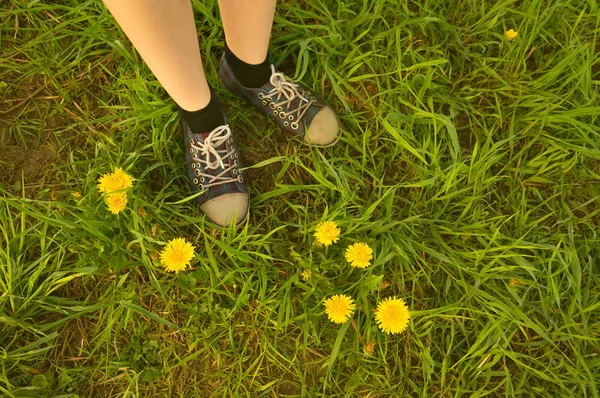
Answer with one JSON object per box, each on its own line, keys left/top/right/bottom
{"left": 217, "top": 0, "right": 340, "bottom": 146}
{"left": 103, "top": 0, "right": 249, "bottom": 226}
{"left": 103, "top": 0, "right": 210, "bottom": 111}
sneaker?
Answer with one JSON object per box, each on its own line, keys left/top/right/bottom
{"left": 182, "top": 119, "right": 249, "bottom": 226}
{"left": 219, "top": 56, "right": 340, "bottom": 147}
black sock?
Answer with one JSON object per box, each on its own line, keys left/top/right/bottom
{"left": 177, "top": 87, "right": 226, "bottom": 133}
{"left": 224, "top": 40, "right": 271, "bottom": 88}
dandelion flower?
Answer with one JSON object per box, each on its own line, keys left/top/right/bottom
{"left": 71, "top": 192, "right": 81, "bottom": 199}
{"left": 106, "top": 192, "right": 128, "bottom": 215}
{"left": 300, "top": 269, "right": 312, "bottom": 281}
{"left": 314, "top": 221, "right": 341, "bottom": 246}
{"left": 98, "top": 167, "right": 134, "bottom": 194}
{"left": 505, "top": 29, "right": 518, "bottom": 39}
{"left": 160, "top": 238, "right": 195, "bottom": 273}
{"left": 375, "top": 297, "right": 410, "bottom": 334}
{"left": 324, "top": 294, "right": 356, "bottom": 324}
{"left": 345, "top": 242, "right": 373, "bottom": 268}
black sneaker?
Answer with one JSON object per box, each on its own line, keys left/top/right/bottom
{"left": 219, "top": 56, "right": 340, "bottom": 147}
{"left": 182, "top": 119, "right": 249, "bottom": 226}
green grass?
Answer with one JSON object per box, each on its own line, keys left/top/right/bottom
{"left": 1, "top": 0, "right": 599, "bottom": 396}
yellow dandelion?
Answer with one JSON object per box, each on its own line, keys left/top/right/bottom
{"left": 324, "top": 294, "right": 356, "bottom": 324}
{"left": 314, "top": 220, "right": 341, "bottom": 246}
{"left": 505, "top": 29, "right": 518, "bottom": 39}
{"left": 375, "top": 297, "right": 410, "bottom": 335}
{"left": 300, "top": 269, "right": 312, "bottom": 281}
{"left": 160, "top": 238, "right": 195, "bottom": 273}
{"left": 97, "top": 167, "right": 134, "bottom": 194}
{"left": 71, "top": 192, "right": 81, "bottom": 199}
{"left": 345, "top": 242, "right": 373, "bottom": 268}
{"left": 106, "top": 192, "right": 128, "bottom": 215}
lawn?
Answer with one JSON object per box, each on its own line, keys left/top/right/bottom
{"left": 1, "top": 0, "right": 599, "bottom": 396}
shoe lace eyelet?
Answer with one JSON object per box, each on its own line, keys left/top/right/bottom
{"left": 291, "top": 122, "right": 299, "bottom": 130}
{"left": 288, "top": 115, "right": 294, "bottom": 121}
{"left": 279, "top": 113, "right": 286, "bottom": 119}
{"left": 273, "top": 110, "right": 279, "bottom": 116}
{"left": 200, "top": 177, "right": 205, "bottom": 182}
{"left": 238, "top": 176, "right": 243, "bottom": 182}
{"left": 193, "top": 178, "right": 198, "bottom": 184}
{"left": 284, "top": 121, "right": 289, "bottom": 126}
{"left": 277, "top": 106, "right": 282, "bottom": 111}
{"left": 262, "top": 100, "right": 267, "bottom": 105}
{"left": 233, "top": 169, "right": 238, "bottom": 174}
{"left": 195, "top": 170, "right": 201, "bottom": 176}
{"left": 269, "top": 103, "right": 276, "bottom": 109}
{"left": 258, "top": 92, "right": 264, "bottom": 99}
{"left": 189, "top": 148, "right": 194, "bottom": 153}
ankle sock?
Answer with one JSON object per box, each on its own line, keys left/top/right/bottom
{"left": 177, "top": 87, "right": 225, "bottom": 133}
{"left": 224, "top": 40, "right": 271, "bottom": 88}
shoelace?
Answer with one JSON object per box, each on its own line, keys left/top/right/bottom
{"left": 189, "top": 125, "right": 240, "bottom": 189}
{"left": 260, "top": 65, "right": 315, "bottom": 126}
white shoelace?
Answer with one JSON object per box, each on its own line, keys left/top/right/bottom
{"left": 189, "top": 125, "right": 239, "bottom": 189}
{"left": 261, "top": 65, "right": 315, "bottom": 124}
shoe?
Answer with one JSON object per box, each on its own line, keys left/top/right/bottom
{"left": 219, "top": 56, "right": 340, "bottom": 147}
{"left": 182, "top": 119, "right": 249, "bottom": 226}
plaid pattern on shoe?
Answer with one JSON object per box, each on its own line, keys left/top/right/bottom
{"left": 219, "top": 55, "right": 339, "bottom": 146}
{"left": 182, "top": 118, "right": 249, "bottom": 225}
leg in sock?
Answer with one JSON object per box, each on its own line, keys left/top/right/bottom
{"left": 217, "top": 0, "right": 339, "bottom": 146}
{"left": 177, "top": 87, "right": 225, "bottom": 133}
{"left": 103, "top": 0, "right": 212, "bottom": 113}
{"left": 218, "top": 0, "right": 277, "bottom": 88}
{"left": 104, "top": 0, "right": 248, "bottom": 226}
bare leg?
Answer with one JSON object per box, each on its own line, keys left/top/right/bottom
{"left": 104, "top": 0, "right": 248, "bottom": 227}
{"left": 217, "top": 0, "right": 339, "bottom": 146}
{"left": 103, "top": 0, "right": 210, "bottom": 111}
{"left": 218, "top": 0, "right": 277, "bottom": 64}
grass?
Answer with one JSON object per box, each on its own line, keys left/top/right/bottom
{"left": 1, "top": 0, "right": 599, "bottom": 396}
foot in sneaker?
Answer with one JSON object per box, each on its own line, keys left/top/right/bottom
{"left": 219, "top": 56, "right": 340, "bottom": 147}
{"left": 182, "top": 119, "right": 249, "bottom": 226}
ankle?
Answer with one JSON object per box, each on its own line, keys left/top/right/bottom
{"left": 178, "top": 86, "right": 226, "bottom": 133}
{"left": 224, "top": 40, "right": 271, "bottom": 88}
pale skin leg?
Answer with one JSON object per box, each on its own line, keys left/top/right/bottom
{"left": 103, "top": 0, "right": 211, "bottom": 111}
{"left": 218, "top": 0, "right": 277, "bottom": 64}
{"left": 103, "top": 0, "right": 276, "bottom": 109}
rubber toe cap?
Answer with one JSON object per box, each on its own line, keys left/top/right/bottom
{"left": 201, "top": 192, "right": 249, "bottom": 227}
{"left": 304, "top": 107, "right": 339, "bottom": 147}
